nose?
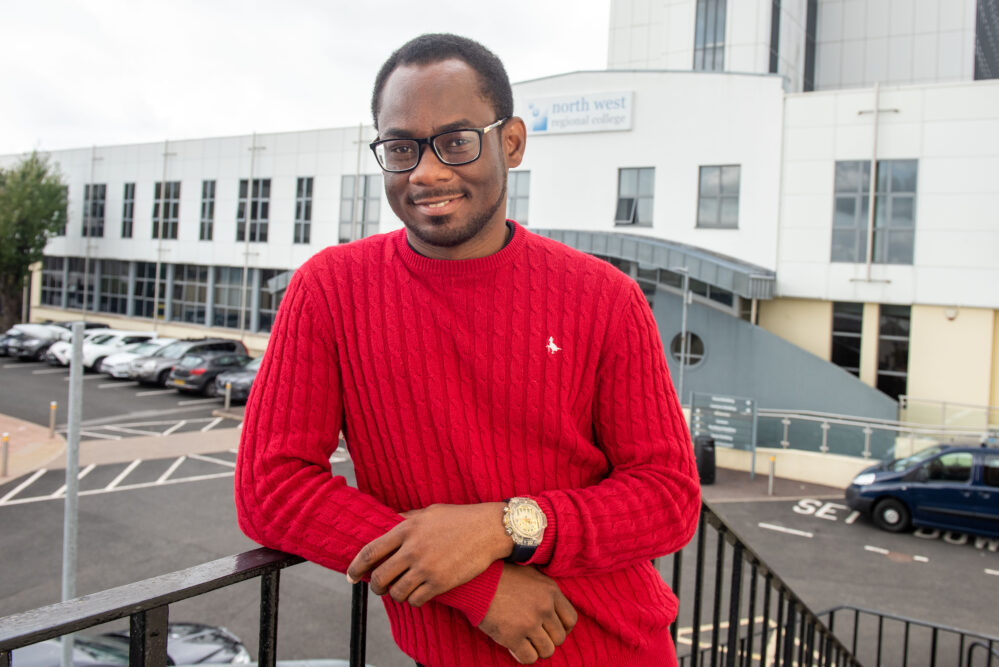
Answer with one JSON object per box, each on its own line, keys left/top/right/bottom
{"left": 408, "top": 143, "right": 453, "bottom": 185}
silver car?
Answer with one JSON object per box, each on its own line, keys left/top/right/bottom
{"left": 130, "top": 338, "right": 248, "bottom": 386}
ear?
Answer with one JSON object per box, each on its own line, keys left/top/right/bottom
{"left": 502, "top": 116, "right": 527, "bottom": 169}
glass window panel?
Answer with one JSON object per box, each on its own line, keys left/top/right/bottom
{"left": 638, "top": 168, "right": 655, "bottom": 195}
{"left": 615, "top": 198, "right": 636, "bottom": 223}
{"left": 700, "top": 167, "right": 720, "bottom": 195}
{"left": 833, "top": 197, "right": 857, "bottom": 227}
{"left": 720, "top": 166, "right": 740, "bottom": 194}
{"left": 619, "top": 169, "right": 638, "bottom": 197}
{"left": 698, "top": 197, "right": 719, "bottom": 225}
{"left": 636, "top": 197, "right": 653, "bottom": 225}
{"left": 719, "top": 197, "right": 738, "bottom": 225}
{"left": 891, "top": 196, "right": 915, "bottom": 227}
{"left": 884, "top": 229, "right": 914, "bottom": 264}
{"left": 891, "top": 160, "right": 917, "bottom": 192}
{"left": 831, "top": 229, "right": 864, "bottom": 263}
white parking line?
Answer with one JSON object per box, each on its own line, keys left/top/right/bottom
{"left": 0, "top": 469, "right": 47, "bottom": 503}
{"left": 200, "top": 417, "right": 223, "bottom": 432}
{"left": 104, "top": 425, "right": 162, "bottom": 437}
{"left": 135, "top": 389, "right": 176, "bottom": 397}
{"left": 845, "top": 511, "right": 860, "bottom": 525}
{"left": 107, "top": 460, "right": 142, "bottom": 490}
{"left": 98, "top": 381, "right": 139, "bottom": 389}
{"left": 157, "top": 456, "right": 187, "bottom": 483}
{"left": 758, "top": 523, "right": 813, "bottom": 538}
{"left": 52, "top": 463, "right": 97, "bottom": 498}
{"left": 62, "top": 375, "right": 104, "bottom": 381}
{"left": 78, "top": 430, "right": 122, "bottom": 440}
{"left": 177, "top": 399, "right": 213, "bottom": 406}
{"left": 189, "top": 452, "right": 237, "bottom": 468}
{"left": 865, "top": 545, "right": 890, "bottom": 555}
{"left": 32, "top": 368, "right": 67, "bottom": 375}
{"left": 1, "top": 471, "right": 235, "bottom": 506}
{"left": 162, "top": 420, "right": 187, "bottom": 436}
{"left": 3, "top": 363, "right": 31, "bottom": 369}
{"left": 986, "top": 569, "right": 999, "bottom": 577}
{"left": 914, "top": 555, "right": 929, "bottom": 563}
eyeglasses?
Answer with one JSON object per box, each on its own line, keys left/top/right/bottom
{"left": 369, "top": 117, "right": 509, "bottom": 173}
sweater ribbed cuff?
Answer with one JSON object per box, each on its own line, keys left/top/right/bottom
{"left": 434, "top": 559, "right": 504, "bottom": 627}
{"left": 524, "top": 495, "right": 556, "bottom": 566}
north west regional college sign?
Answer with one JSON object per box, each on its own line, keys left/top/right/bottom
{"left": 516, "top": 91, "right": 634, "bottom": 135}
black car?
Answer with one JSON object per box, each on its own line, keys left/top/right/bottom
{"left": 6, "top": 324, "right": 64, "bottom": 361}
{"left": 0, "top": 326, "right": 27, "bottom": 356}
{"left": 214, "top": 357, "right": 262, "bottom": 403}
{"left": 12, "top": 622, "right": 250, "bottom": 666}
{"left": 168, "top": 352, "right": 252, "bottom": 396}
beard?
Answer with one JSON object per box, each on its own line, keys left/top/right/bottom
{"left": 404, "top": 181, "right": 506, "bottom": 248}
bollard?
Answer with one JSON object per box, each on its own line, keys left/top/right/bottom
{"left": 49, "top": 401, "right": 58, "bottom": 439}
{"left": 1, "top": 432, "right": 8, "bottom": 477}
{"left": 224, "top": 382, "right": 232, "bottom": 411}
{"left": 768, "top": 456, "right": 776, "bottom": 496}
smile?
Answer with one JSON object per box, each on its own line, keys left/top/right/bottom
{"left": 412, "top": 193, "right": 465, "bottom": 215}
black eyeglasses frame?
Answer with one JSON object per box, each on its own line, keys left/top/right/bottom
{"left": 369, "top": 117, "right": 510, "bottom": 173}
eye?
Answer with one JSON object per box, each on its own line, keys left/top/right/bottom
{"left": 388, "top": 142, "right": 414, "bottom": 154}
{"left": 445, "top": 136, "right": 471, "bottom": 148}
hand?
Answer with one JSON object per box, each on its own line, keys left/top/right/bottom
{"left": 346, "top": 502, "right": 512, "bottom": 606}
{"left": 478, "top": 563, "right": 578, "bottom": 664}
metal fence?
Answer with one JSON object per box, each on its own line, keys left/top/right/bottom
{"left": 900, "top": 396, "right": 999, "bottom": 432}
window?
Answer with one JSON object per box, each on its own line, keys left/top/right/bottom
{"left": 670, "top": 332, "right": 705, "bottom": 367}
{"left": 171, "top": 264, "right": 208, "bottom": 324}
{"left": 507, "top": 171, "right": 530, "bottom": 224}
{"left": 984, "top": 455, "right": 999, "bottom": 487}
{"left": 134, "top": 262, "right": 165, "bottom": 319}
{"left": 697, "top": 165, "right": 740, "bottom": 228}
{"left": 877, "top": 304, "right": 910, "bottom": 400}
{"left": 121, "top": 183, "right": 135, "bottom": 238}
{"left": 258, "top": 268, "right": 291, "bottom": 332}
{"left": 237, "top": 178, "right": 270, "bottom": 242}
{"left": 831, "top": 160, "right": 917, "bottom": 264}
{"left": 615, "top": 168, "right": 654, "bottom": 226}
{"left": 66, "top": 257, "right": 95, "bottom": 310}
{"left": 200, "top": 180, "right": 215, "bottom": 241}
{"left": 152, "top": 181, "right": 181, "bottom": 239}
{"left": 831, "top": 302, "right": 863, "bottom": 376}
{"left": 98, "top": 260, "right": 130, "bottom": 314}
{"left": 693, "top": 0, "right": 727, "bottom": 71}
{"left": 83, "top": 184, "right": 106, "bottom": 237}
{"left": 57, "top": 186, "right": 68, "bottom": 236}
{"left": 339, "top": 174, "right": 382, "bottom": 243}
{"left": 294, "top": 177, "right": 313, "bottom": 244}
{"left": 976, "top": 0, "right": 999, "bottom": 80}
{"left": 213, "top": 267, "right": 248, "bottom": 329}
{"left": 41, "top": 257, "right": 64, "bottom": 306}
{"left": 920, "top": 452, "right": 973, "bottom": 483}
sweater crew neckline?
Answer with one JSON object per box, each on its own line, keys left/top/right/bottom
{"left": 394, "top": 220, "right": 526, "bottom": 276}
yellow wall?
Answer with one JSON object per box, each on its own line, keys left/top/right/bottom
{"left": 993, "top": 311, "right": 999, "bottom": 410}
{"left": 757, "top": 298, "right": 833, "bottom": 360}
{"left": 859, "top": 302, "right": 880, "bottom": 387}
{"left": 907, "top": 305, "right": 995, "bottom": 407}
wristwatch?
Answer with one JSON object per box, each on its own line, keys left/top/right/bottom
{"left": 503, "top": 497, "right": 547, "bottom": 563}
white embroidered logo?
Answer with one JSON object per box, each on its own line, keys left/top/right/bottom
{"left": 546, "top": 337, "right": 562, "bottom": 355}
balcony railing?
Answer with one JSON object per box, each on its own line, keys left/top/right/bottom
{"left": 4, "top": 501, "right": 995, "bottom": 666}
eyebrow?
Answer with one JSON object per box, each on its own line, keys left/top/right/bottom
{"left": 379, "top": 119, "right": 477, "bottom": 139}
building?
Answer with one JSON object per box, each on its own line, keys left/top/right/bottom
{"left": 4, "top": 0, "right": 998, "bottom": 431}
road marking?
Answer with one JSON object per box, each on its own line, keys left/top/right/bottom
{"left": 98, "top": 381, "right": 139, "bottom": 389}
{"left": 914, "top": 555, "right": 929, "bottom": 563}
{"left": 845, "top": 511, "right": 860, "bottom": 525}
{"left": 865, "top": 545, "right": 890, "bottom": 555}
{"left": 1, "top": 471, "right": 235, "bottom": 506}
{"left": 986, "top": 569, "right": 999, "bottom": 577}
{"left": 162, "top": 420, "right": 187, "bottom": 436}
{"left": 104, "top": 425, "right": 162, "bottom": 437}
{"left": 200, "top": 417, "right": 223, "bottom": 432}
{"left": 107, "top": 460, "right": 142, "bottom": 490}
{"left": 189, "top": 452, "right": 236, "bottom": 468}
{"left": 3, "top": 363, "right": 30, "bottom": 369}
{"left": 78, "top": 430, "right": 123, "bottom": 440}
{"left": 177, "top": 399, "right": 212, "bottom": 406}
{"left": 62, "top": 375, "right": 103, "bottom": 381}
{"left": 135, "top": 389, "right": 176, "bottom": 397}
{"left": 52, "top": 463, "right": 97, "bottom": 498}
{"left": 0, "top": 469, "right": 47, "bottom": 503}
{"left": 157, "top": 456, "right": 187, "bottom": 483}
{"left": 758, "top": 523, "right": 813, "bottom": 538}
{"left": 32, "top": 368, "right": 67, "bottom": 375}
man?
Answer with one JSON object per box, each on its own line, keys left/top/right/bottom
{"left": 235, "top": 33, "right": 700, "bottom": 666}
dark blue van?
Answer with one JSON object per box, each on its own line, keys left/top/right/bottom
{"left": 845, "top": 444, "right": 999, "bottom": 537}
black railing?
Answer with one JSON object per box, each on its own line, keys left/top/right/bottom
{"left": 818, "top": 605, "right": 999, "bottom": 667}
{"left": 2, "top": 502, "right": 992, "bottom": 666}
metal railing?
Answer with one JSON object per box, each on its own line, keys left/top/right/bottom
{"left": 900, "top": 395, "right": 999, "bottom": 431}
{"left": 818, "top": 605, "right": 999, "bottom": 667}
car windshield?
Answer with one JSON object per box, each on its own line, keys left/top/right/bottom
{"left": 888, "top": 445, "right": 947, "bottom": 472}
{"left": 246, "top": 357, "right": 262, "bottom": 370}
{"left": 89, "top": 334, "right": 115, "bottom": 345}
{"left": 130, "top": 341, "right": 162, "bottom": 355}
{"left": 155, "top": 341, "right": 194, "bottom": 359}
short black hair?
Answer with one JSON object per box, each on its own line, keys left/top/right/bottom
{"left": 371, "top": 33, "right": 513, "bottom": 128}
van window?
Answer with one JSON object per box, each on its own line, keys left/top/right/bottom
{"left": 921, "top": 452, "right": 973, "bottom": 483}
{"left": 984, "top": 455, "right": 999, "bottom": 488}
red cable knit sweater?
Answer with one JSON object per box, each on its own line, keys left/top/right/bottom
{"left": 235, "top": 222, "right": 701, "bottom": 666}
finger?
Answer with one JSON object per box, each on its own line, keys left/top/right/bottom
{"left": 406, "top": 582, "right": 435, "bottom": 607}
{"left": 510, "top": 642, "right": 539, "bottom": 665}
{"left": 554, "top": 595, "right": 578, "bottom": 633}
{"left": 527, "top": 626, "right": 557, "bottom": 660}
{"left": 346, "top": 530, "right": 402, "bottom": 583}
{"left": 387, "top": 569, "right": 426, "bottom": 604}
{"left": 542, "top": 614, "right": 567, "bottom": 647}
{"left": 368, "top": 554, "right": 410, "bottom": 596}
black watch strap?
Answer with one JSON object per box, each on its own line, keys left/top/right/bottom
{"left": 508, "top": 542, "right": 537, "bottom": 564}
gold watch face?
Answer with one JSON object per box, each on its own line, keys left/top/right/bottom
{"left": 505, "top": 498, "right": 547, "bottom": 546}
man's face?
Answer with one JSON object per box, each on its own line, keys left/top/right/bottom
{"left": 375, "top": 59, "right": 525, "bottom": 251}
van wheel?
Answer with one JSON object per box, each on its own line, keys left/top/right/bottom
{"left": 872, "top": 498, "right": 910, "bottom": 533}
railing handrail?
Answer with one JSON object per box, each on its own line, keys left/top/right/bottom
{"left": 758, "top": 408, "right": 997, "bottom": 437}
{"left": 816, "top": 604, "right": 999, "bottom": 644}
{"left": 901, "top": 395, "right": 999, "bottom": 414}
{"left": 0, "top": 548, "right": 303, "bottom": 652}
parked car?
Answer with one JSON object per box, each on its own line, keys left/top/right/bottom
{"left": 6, "top": 324, "right": 66, "bottom": 361}
{"left": 51, "top": 320, "right": 111, "bottom": 340}
{"left": 169, "top": 352, "right": 251, "bottom": 396}
{"left": 131, "top": 338, "right": 248, "bottom": 387}
{"left": 12, "top": 622, "right": 251, "bottom": 666}
{"left": 214, "top": 356, "right": 262, "bottom": 403}
{"left": 0, "top": 324, "right": 31, "bottom": 356}
{"left": 846, "top": 442, "right": 999, "bottom": 537}
{"left": 46, "top": 329, "right": 112, "bottom": 366}
{"left": 81, "top": 330, "right": 157, "bottom": 371}
{"left": 99, "top": 338, "right": 178, "bottom": 378}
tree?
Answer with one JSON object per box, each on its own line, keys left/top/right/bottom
{"left": 0, "top": 152, "right": 68, "bottom": 331}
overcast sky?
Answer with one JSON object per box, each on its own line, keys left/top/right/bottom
{"left": 1, "top": 1, "right": 611, "bottom": 155}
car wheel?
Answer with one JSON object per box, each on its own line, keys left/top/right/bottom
{"left": 156, "top": 369, "right": 171, "bottom": 387}
{"left": 90, "top": 357, "right": 106, "bottom": 373}
{"left": 204, "top": 379, "right": 218, "bottom": 397}
{"left": 872, "top": 498, "right": 910, "bottom": 533}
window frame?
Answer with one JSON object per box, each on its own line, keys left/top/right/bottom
{"left": 696, "top": 164, "right": 740, "bottom": 229}
{"left": 615, "top": 167, "right": 655, "bottom": 227}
